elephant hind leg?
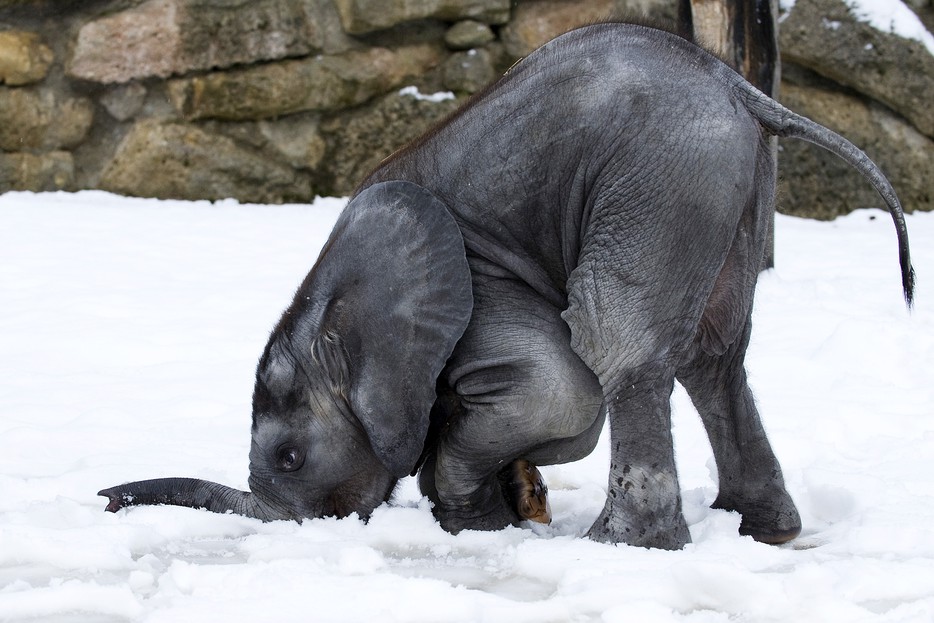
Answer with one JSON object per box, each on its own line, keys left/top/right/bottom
{"left": 561, "top": 209, "right": 738, "bottom": 549}
{"left": 696, "top": 208, "right": 760, "bottom": 357}
{"left": 677, "top": 320, "right": 801, "bottom": 545}
{"left": 680, "top": 148, "right": 798, "bottom": 544}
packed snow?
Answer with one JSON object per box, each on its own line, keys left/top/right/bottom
{"left": 1, "top": 190, "right": 932, "bottom": 622}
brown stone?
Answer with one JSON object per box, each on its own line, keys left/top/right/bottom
{"left": 168, "top": 44, "right": 444, "bottom": 121}
{"left": 203, "top": 115, "right": 328, "bottom": 171}
{"left": 445, "top": 20, "right": 496, "bottom": 50}
{"left": 257, "top": 117, "right": 328, "bottom": 171}
{"left": 0, "top": 31, "right": 53, "bottom": 86}
{"left": 777, "top": 79, "right": 934, "bottom": 219}
{"left": 67, "top": 0, "right": 179, "bottom": 83}
{"left": 500, "top": 0, "right": 631, "bottom": 57}
{"left": 780, "top": 0, "right": 934, "bottom": 138}
{"left": 0, "top": 87, "right": 94, "bottom": 151}
{"left": 0, "top": 151, "right": 73, "bottom": 192}
{"left": 319, "top": 89, "right": 462, "bottom": 195}
{"left": 99, "top": 120, "right": 313, "bottom": 203}
{"left": 67, "top": 0, "right": 328, "bottom": 84}
{"left": 100, "top": 82, "right": 148, "bottom": 121}
{"left": 442, "top": 48, "right": 497, "bottom": 94}
{"left": 334, "top": 0, "right": 510, "bottom": 35}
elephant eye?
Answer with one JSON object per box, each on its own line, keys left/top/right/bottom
{"left": 275, "top": 445, "right": 305, "bottom": 472}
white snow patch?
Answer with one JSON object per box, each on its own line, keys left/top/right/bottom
{"left": 844, "top": 0, "right": 934, "bottom": 55}
{"left": 1, "top": 191, "right": 933, "bottom": 621}
{"left": 398, "top": 85, "right": 456, "bottom": 103}
{"left": 779, "top": 0, "right": 797, "bottom": 22}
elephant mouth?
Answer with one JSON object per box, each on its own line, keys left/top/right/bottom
{"left": 320, "top": 470, "right": 400, "bottom": 520}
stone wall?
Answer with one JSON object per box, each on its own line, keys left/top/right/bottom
{"left": 0, "top": 0, "right": 931, "bottom": 217}
{"left": 778, "top": 0, "right": 934, "bottom": 218}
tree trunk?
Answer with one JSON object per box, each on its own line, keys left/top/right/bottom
{"left": 678, "top": 0, "right": 780, "bottom": 269}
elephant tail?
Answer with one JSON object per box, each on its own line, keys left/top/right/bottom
{"left": 740, "top": 84, "right": 916, "bottom": 308}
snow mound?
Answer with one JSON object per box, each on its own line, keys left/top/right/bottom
{"left": 1, "top": 191, "right": 932, "bottom": 621}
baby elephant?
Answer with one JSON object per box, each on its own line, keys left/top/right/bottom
{"left": 100, "top": 23, "right": 914, "bottom": 550}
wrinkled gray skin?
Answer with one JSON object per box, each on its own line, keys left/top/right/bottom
{"left": 100, "top": 24, "right": 915, "bottom": 550}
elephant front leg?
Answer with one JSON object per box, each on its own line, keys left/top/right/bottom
{"left": 424, "top": 278, "right": 604, "bottom": 534}
{"left": 589, "top": 374, "right": 691, "bottom": 550}
{"left": 427, "top": 459, "right": 552, "bottom": 531}
{"left": 427, "top": 404, "right": 604, "bottom": 532}
{"left": 426, "top": 447, "right": 523, "bottom": 533}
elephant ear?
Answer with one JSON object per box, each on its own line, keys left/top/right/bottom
{"left": 313, "top": 181, "right": 472, "bottom": 477}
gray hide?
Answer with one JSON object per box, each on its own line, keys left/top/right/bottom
{"left": 100, "top": 24, "right": 914, "bottom": 550}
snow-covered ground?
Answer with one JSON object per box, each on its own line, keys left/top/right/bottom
{"left": 1, "top": 190, "right": 932, "bottom": 622}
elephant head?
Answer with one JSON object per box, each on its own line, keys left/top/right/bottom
{"left": 99, "top": 181, "right": 473, "bottom": 522}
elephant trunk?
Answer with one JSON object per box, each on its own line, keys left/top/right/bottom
{"left": 98, "top": 477, "right": 285, "bottom": 521}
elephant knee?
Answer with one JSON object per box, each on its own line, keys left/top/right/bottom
{"left": 523, "top": 359, "right": 602, "bottom": 440}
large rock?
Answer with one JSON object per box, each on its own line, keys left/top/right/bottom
{"left": 319, "top": 88, "right": 462, "bottom": 195}
{"left": 203, "top": 114, "right": 328, "bottom": 171}
{"left": 0, "top": 87, "right": 94, "bottom": 151}
{"left": 780, "top": 0, "right": 934, "bottom": 138}
{"left": 500, "top": 0, "right": 668, "bottom": 57}
{"left": 906, "top": 0, "right": 934, "bottom": 33}
{"left": 445, "top": 20, "right": 496, "bottom": 50}
{"left": 0, "top": 31, "right": 53, "bottom": 86}
{"left": 99, "top": 82, "right": 148, "bottom": 121}
{"left": 0, "top": 151, "right": 72, "bottom": 192}
{"left": 99, "top": 120, "right": 313, "bottom": 203}
{"left": 254, "top": 116, "right": 328, "bottom": 172}
{"left": 442, "top": 47, "right": 497, "bottom": 93}
{"left": 168, "top": 43, "right": 443, "bottom": 121}
{"left": 777, "top": 76, "right": 934, "bottom": 219}
{"left": 67, "top": 0, "right": 334, "bottom": 84}
{"left": 333, "top": 0, "right": 510, "bottom": 35}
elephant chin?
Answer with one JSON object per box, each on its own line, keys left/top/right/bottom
{"left": 98, "top": 477, "right": 288, "bottom": 521}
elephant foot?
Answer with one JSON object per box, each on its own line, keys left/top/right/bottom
{"left": 587, "top": 501, "right": 691, "bottom": 550}
{"left": 587, "top": 462, "right": 691, "bottom": 549}
{"left": 433, "top": 478, "right": 522, "bottom": 534}
{"left": 436, "top": 493, "right": 520, "bottom": 534}
{"left": 418, "top": 452, "right": 521, "bottom": 533}
{"left": 714, "top": 486, "right": 801, "bottom": 545}
{"left": 498, "top": 459, "right": 551, "bottom": 524}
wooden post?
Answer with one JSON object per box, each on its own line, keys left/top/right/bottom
{"left": 678, "top": 0, "right": 780, "bottom": 269}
